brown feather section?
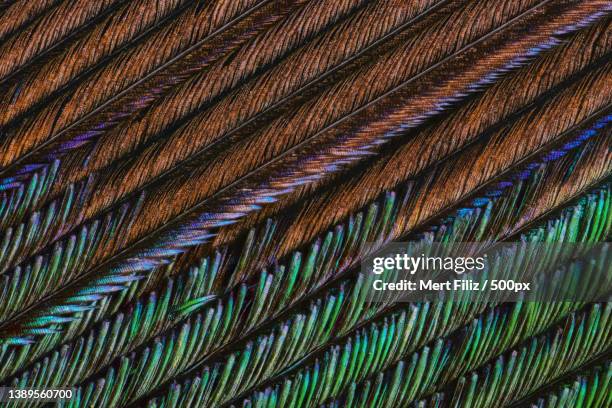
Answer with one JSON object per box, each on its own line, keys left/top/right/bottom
{"left": 56, "top": 0, "right": 439, "bottom": 189}
{"left": 0, "top": 0, "right": 274, "bottom": 167}
{"left": 0, "top": 0, "right": 59, "bottom": 43}
{"left": 0, "top": 0, "right": 123, "bottom": 82}
{"left": 0, "top": 0, "right": 188, "bottom": 126}
{"left": 115, "top": 0, "right": 608, "bottom": 244}
{"left": 65, "top": 0, "right": 547, "bottom": 235}
{"left": 395, "top": 86, "right": 611, "bottom": 239}
{"left": 215, "top": 20, "right": 612, "bottom": 260}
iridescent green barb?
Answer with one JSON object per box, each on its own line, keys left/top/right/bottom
{"left": 324, "top": 303, "right": 610, "bottom": 408}
{"left": 521, "top": 361, "right": 611, "bottom": 408}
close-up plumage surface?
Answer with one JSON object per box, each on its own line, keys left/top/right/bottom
{"left": 0, "top": 0, "right": 610, "bottom": 406}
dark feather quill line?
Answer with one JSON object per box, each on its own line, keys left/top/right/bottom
{"left": 318, "top": 215, "right": 610, "bottom": 406}
{"left": 74, "top": 249, "right": 608, "bottom": 408}
{"left": 0, "top": 220, "right": 282, "bottom": 382}
{"left": 0, "top": 222, "right": 279, "bottom": 381}
{"left": 1, "top": 173, "right": 596, "bottom": 398}
{"left": 0, "top": 0, "right": 606, "bottom": 346}
{"left": 0, "top": 0, "right": 470, "bottom": 270}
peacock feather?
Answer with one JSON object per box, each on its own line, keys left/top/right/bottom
{"left": 0, "top": 0, "right": 609, "bottom": 407}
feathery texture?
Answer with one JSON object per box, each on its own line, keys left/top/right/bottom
{"left": 0, "top": 0, "right": 610, "bottom": 407}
